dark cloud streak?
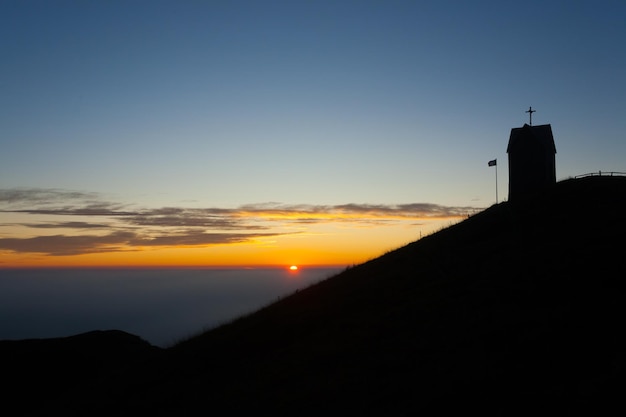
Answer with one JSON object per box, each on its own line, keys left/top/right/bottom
{"left": 0, "top": 232, "right": 136, "bottom": 256}
{"left": 0, "top": 188, "right": 98, "bottom": 205}
{"left": 20, "top": 221, "right": 111, "bottom": 229}
{"left": 0, "top": 231, "right": 287, "bottom": 256}
{"left": 240, "top": 202, "right": 477, "bottom": 218}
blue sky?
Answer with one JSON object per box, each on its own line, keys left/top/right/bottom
{"left": 1, "top": 0, "right": 625, "bottom": 266}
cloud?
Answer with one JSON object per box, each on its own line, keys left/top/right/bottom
{"left": 20, "top": 221, "right": 111, "bottom": 229}
{"left": 129, "top": 231, "right": 285, "bottom": 248}
{"left": 237, "top": 202, "right": 476, "bottom": 220}
{"left": 0, "top": 188, "right": 98, "bottom": 205}
{"left": 0, "top": 187, "right": 135, "bottom": 216}
{"left": 7, "top": 205, "right": 136, "bottom": 217}
{"left": 0, "top": 232, "right": 137, "bottom": 256}
{"left": 0, "top": 230, "right": 287, "bottom": 256}
{"left": 0, "top": 187, "right": 480, "bottom": 257}
{"left": 122, "top": 207, "right": 265, "bottom": 230}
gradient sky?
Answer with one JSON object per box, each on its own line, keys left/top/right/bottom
{"left": 1, "top": 0, "right": 625, "bottom": 267}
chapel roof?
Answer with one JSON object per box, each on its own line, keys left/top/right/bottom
{"left": 507, "top": 124, "right": 557, "bottom": 154}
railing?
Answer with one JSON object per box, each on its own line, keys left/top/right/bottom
{"left": 574, "top": 171, "right": 626, "bottom": 178}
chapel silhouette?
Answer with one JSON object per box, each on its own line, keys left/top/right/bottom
{"left": 506, "top": 110, "right": 557, "bottom": 201}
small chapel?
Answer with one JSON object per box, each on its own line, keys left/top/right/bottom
{"left": 506, "top": 107, "right": 557, "bottom": 201}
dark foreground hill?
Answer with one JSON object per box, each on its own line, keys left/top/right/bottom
{"left": 4, "top": 176, "right": 626, "bottom": 416}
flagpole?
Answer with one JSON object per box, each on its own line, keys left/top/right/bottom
{"left": 488, "top": 158, "right": 498, "bottom": 204}
{"left": 495, "top": 161, "right": 498, "bottom": 204}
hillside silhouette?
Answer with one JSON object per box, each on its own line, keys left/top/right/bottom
{"left": 3, "top": 176, "right": 626, "bottom": 416}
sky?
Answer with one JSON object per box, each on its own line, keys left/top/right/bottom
{"left": 1, "top": 0, "right": 625, "bottom": 268}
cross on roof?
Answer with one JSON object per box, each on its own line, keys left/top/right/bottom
{"left": 526, "top": 106, "right": 536, "bottom": 126}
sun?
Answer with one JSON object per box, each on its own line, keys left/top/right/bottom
{"left": 289, "top": 265, "right": 298, "bottom": 271}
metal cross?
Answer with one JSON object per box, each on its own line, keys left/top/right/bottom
{"left": 526, "top": 106, "right": 536, "bottom": 126}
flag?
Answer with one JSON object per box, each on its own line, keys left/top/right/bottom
{"left": 488, "top": 159, "right": 497, "bottom": 167}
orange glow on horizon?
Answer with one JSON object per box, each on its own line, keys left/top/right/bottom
{"left": 0, "top": 216, "right": 463, "bottom": 269}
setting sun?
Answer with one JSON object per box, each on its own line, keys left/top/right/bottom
{"left": 289, "top": 265, "right": 298, "bottom": 271}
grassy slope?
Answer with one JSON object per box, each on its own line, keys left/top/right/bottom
{"left": 11, "top": 176, "right": 626, "bottom": 416}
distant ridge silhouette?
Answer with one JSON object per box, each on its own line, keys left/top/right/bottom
{"left": 3, "top": 176, "right": 626, "bottom": 416}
